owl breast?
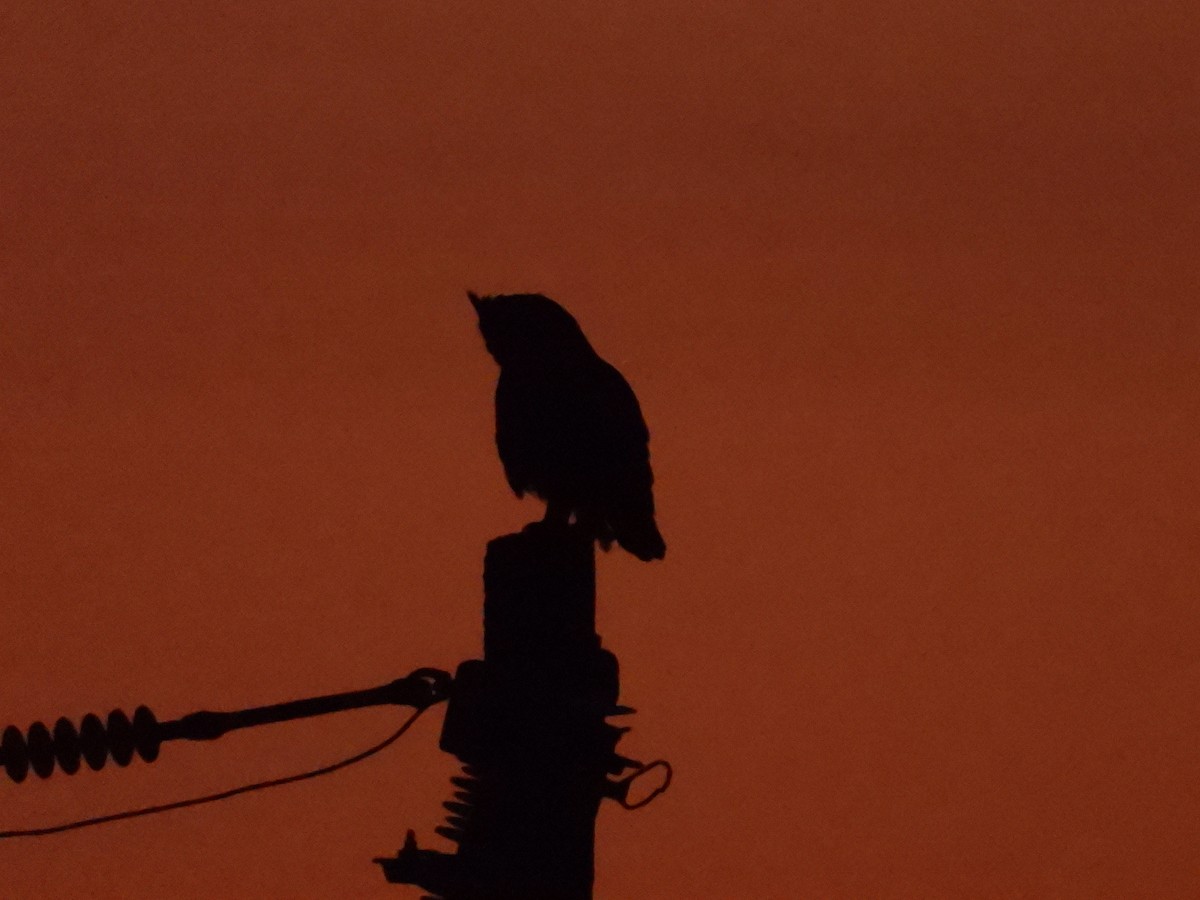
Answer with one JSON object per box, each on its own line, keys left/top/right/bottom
{"left": 496, "top": 367, "right": 597, "bottom": 503}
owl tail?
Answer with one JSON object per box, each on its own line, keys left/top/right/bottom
{"left": 615, "top": 517, "right": 666, "bottom": 562}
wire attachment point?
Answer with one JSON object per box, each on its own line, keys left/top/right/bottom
{"left": 607, "top": 759, "right": 673, "bottom": 810}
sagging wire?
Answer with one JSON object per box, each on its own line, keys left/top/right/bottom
{"left": 0, "top": 706, "right": 428, "bottom": 839}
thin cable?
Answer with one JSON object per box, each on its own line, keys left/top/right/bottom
{"left": 615, "top": 759, "right": 673, "bottom": 810}
{"left": 0, "top": 706, "right": 428, "bottom": 839}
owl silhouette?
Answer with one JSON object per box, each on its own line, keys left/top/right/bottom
{"left": 470, "top": 292, "right": 666, "bottom": 561}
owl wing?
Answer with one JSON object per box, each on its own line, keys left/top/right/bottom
{"left": 582, "top": 360, "right": 650, "bottom": 466}
{"left": 577, "top": 359, "right": 656, "bottom": 518}
{"left": 585, "top": 360, "right": 666, "bottom": 559}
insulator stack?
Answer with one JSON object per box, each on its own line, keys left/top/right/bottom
{"left": 436, "top": 765, "right": 482, "bottom": 846}
{"left": 0, "top": 707, "right": 160, "bottom": 783}
{"left": 379, "top": 528, "right": 647, "bottom": 900}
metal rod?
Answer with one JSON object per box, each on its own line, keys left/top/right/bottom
{"left": 160, "top": 671, "right": 452, "bottom": 743}
{"left": 0, "top": 668, "right": 453, "bottom": 782}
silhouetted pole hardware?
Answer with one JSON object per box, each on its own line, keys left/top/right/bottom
{"left": 375, "top": 524, "right": 671, "bottom": 900}
{"left": 0, "top": 669, "right": 451, "bottom": 783}
{"left": 1, "top": 293, "right": 670, "bottom": 895}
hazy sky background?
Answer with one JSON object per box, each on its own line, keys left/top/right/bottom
{"left": 2, "top": 3, "right": 1197, "bottom": 897}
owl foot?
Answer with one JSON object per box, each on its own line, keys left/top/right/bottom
{"left": 540, "top": 500, "right": 572, "bottom": 528}
{"left": 522, "top": 519, "right": 571, "bottom": 536}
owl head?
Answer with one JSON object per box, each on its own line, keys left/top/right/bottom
{"left": 469, "top": 292, "right": 594, "bottom": 367}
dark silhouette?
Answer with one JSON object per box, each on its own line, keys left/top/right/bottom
{"left": 469, "top": 293, "right": 666, "bottom": 562}
{"left": 0, "top": 671, "right": 450, "bottom": 785}
{"left": 1, "top": 299, "right": 670, "bottom": 895}
{"left": 374, "top": 300, "right": 671, "bottom": 897}
{"left": 0, "top": 671, "right": 452, "bottom": 840}
{"left": 377, "top": 525, "right": 656, "bottom": 899}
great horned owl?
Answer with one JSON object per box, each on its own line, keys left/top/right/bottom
{"left": 470, "top": 292, "right": 666, "bottom": 561}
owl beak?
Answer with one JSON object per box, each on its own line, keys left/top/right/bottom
{"left": 467, "top": 291, "right": 482, "bottom": 313}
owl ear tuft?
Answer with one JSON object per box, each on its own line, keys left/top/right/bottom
{"left": 467, "top": 291, "right": 482, "bottom": 312}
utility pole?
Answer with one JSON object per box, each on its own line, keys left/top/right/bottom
{"left": 376, "top": 523, "right": 656, "bottom": 899}
{"left": 0, "top": 526, "right": 666, "bottom": 893}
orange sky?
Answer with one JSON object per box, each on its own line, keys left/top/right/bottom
{"left": 2, "top": 3, "right": 1197, "bottom": 897}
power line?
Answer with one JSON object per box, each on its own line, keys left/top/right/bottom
{"left": 0, "top": 706, "right": 428, "bottom": 840}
